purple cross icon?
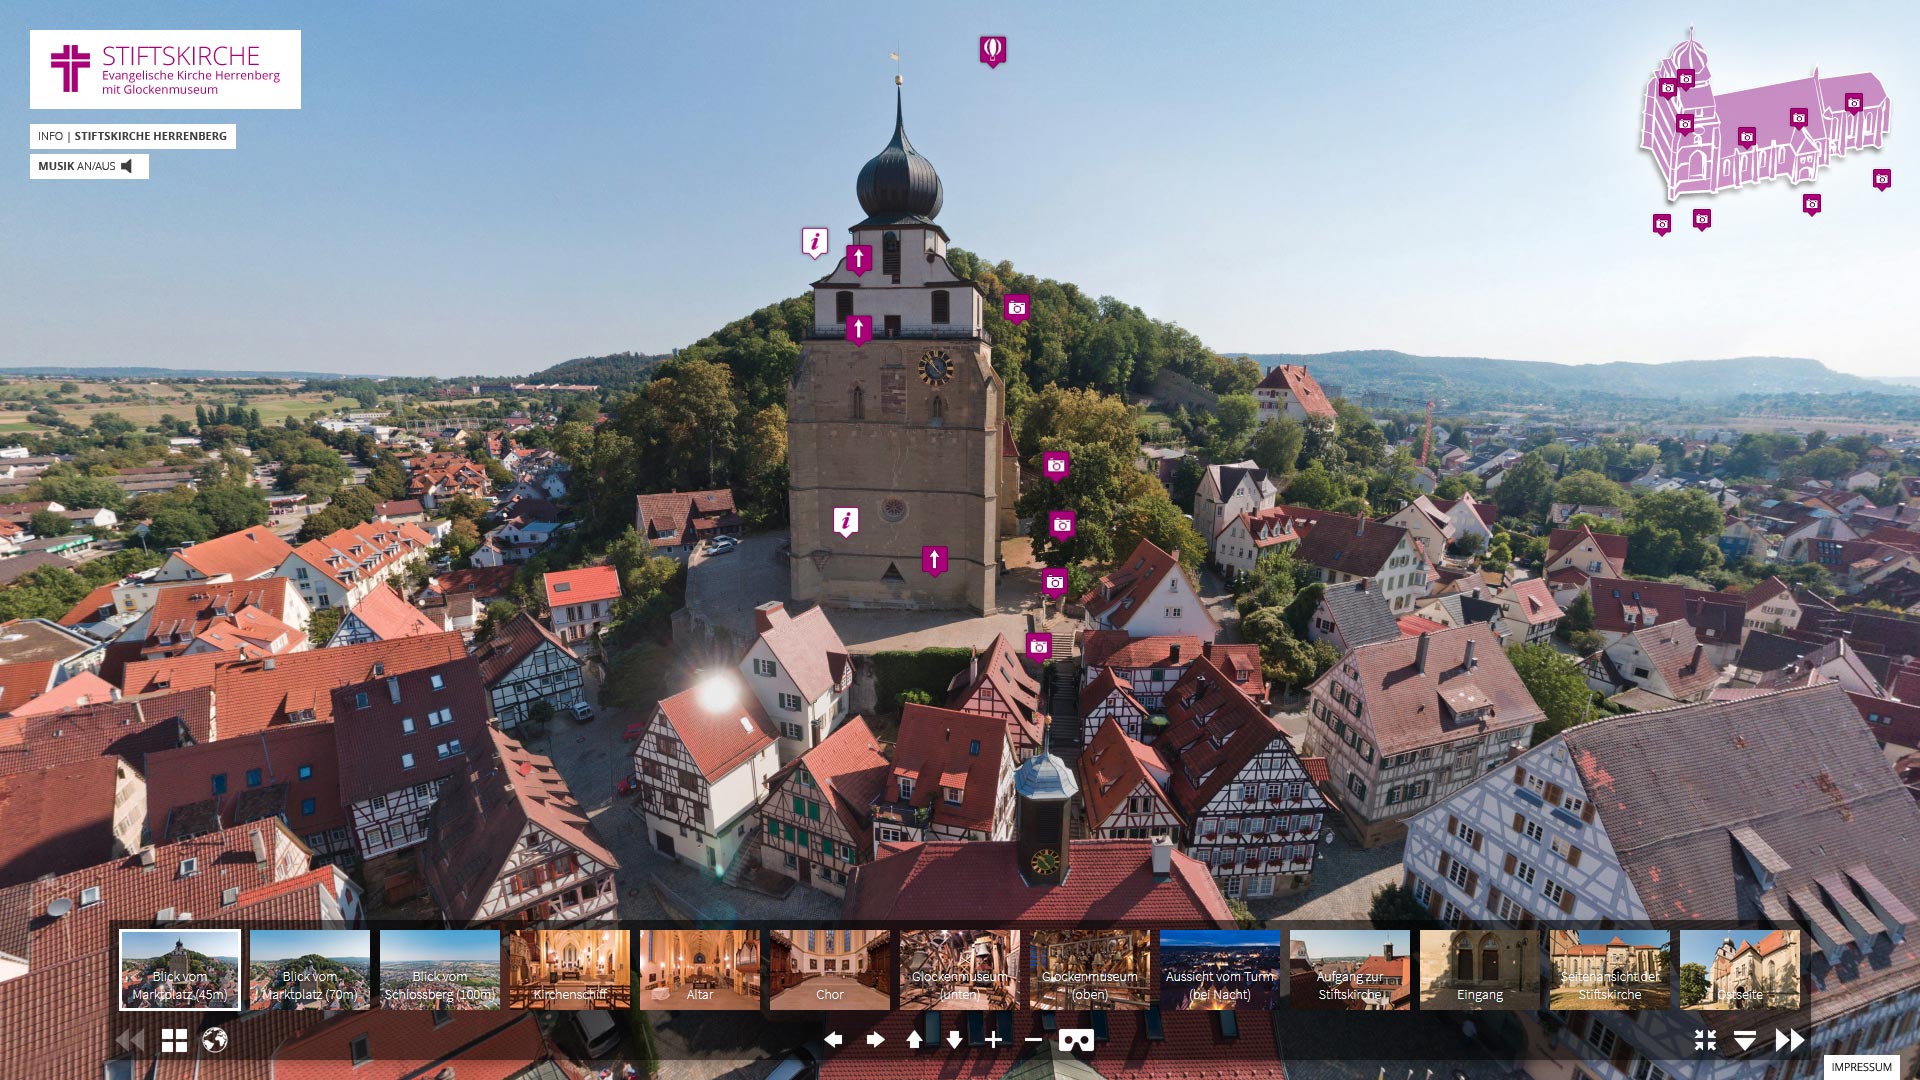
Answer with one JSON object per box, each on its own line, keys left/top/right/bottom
{"left": 50, "top": 44, "right": 90, "bottom": 93}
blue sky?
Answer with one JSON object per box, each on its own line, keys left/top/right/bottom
{"left": 7, "top": 2, "right": 1912, "bottom": 377}
{"left": 380, "top": 929, "right": 499, "bottom": 964}
{"left": 1680, "top": 929, "right": 1787, "bottom": 967}
{"left": 1292, "top": 929, "right": 1409, "bottom": 959}
{"left": 1160, "top": 930, "right": 1281, "bottom": 948}
{"left": 1559, "top": 930, "right": 1670, "bottom": 951}
{"left": 122, "top": 928, "right": 239, "bottom": 959}
{"left": 250, "top": 929, "right": 369, "bottom": 960}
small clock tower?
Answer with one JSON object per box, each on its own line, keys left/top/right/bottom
{"left": 787, "top": 77, "right": 1008, "bottom": 614}
{"left": 1013, "top": 752, "right": 1078, "bottom": 887}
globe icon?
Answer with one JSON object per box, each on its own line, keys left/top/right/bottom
{"left": 201, "top": 1027, "right": 229, "bottom": 1054}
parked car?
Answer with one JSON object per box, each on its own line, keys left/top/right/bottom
{"left": 560, "top": 1010, "right": 623, "bottom": 1061}
{"left": 570, "top": 699, "right": 594, "bottom": 723}
{"left": 706, "top": 535, "right": 739, "bottom": 555}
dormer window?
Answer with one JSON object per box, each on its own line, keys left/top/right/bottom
{"left": 931, "top": 290, "right": 950, "bottom": 324}
{"left": 943, "top": 786, "right": 963, "bottom": 805}
{"left": 898, "top": 777, "right": 915, "bottom": 799}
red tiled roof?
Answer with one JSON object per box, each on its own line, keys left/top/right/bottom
{"left": 648, "top": 673, "right": 777, "bottom": 782}
{"left": 372, "top": 498, "right": 425, "bottom": 518}
{"left": 171, "top": 527, "right": 294, "bottom": 580}
{"left": 750, "top": 603, "right": 851, "bottom": 702}
{"left": 890, "top": 703, "right": 1011, "bottom": 833}
{"left": 1431, "top": 495, "right": 1499, "bottom": 527}
{"left": 947, "top": 632, "right": 1043, "bottom": 751}
{"left": 0, "top": 757, "right": 122, "bottom": 887}
{"left": 1079, "top": 714, "right": 1171, "bottom": 827}
{"left": 779, "top": 714, "right": 889, "bottom": 852}
{"left": 542, "top": 563, "right": 620, "bottom": 608}
{"left": 1547, "top": 525, "right": 1628, "bottom": 567}
{"left": 635, "top": 488, "right": 739, "bottom": 548}
{"left": 1319, "top": 624, "right": 1542, "bottom": 756}
{"left": 1160, "top": 656, "right": 1316, "bottom": 820}
{"left": 1078, "top": 665, "right": 1148, "bottom": 721}
{"left": 1741, "top": 574, "right": 1794, "bottom": 609}
{"left": 1082, "top": 631, "right": 1204, "bottom": 672}
{"left": 1624, "top": 622, "right": 1720, "bottom": 700}
{"left": 144, "top": 723, "right": 345, "bottom": 843}
{"left": 1301, "top": 756, "right": 1330, "bottom": 785}
{"left": 119, "top": 633, "right": 468, "bottom": 737}
{"left": 1588, "top": 576, "right": 1744, "bottom": 643}
{"left": 843, "top": 838, "right": 1232, "bottom": 925}
{"left": 424, "top": 726, "right": 618, "bottom": 923}
{"left": 1398, "top": 614, "right": 1446, "bottom": 636}
{"left": 330, "top": 657, "right": 494, "bottom": 803}
{"left": 1275, "top": 505, "right": 1412, "bottom": 579}
{"left": 340, "top": 583, "right": 439, "bottom": 642}
{"left": 0, "top": 951, "right": 118, "bottom": 1080}
{"left": 56, "top": 582, "right": 118, "bottom": 627}
{"left": 0, "top": 660, "right": 59, "bottom": 714}
{"left": 1080, "top": 539, "right": 1189, "bottom": 630}
{"left": 0, "top": 670, "right": 116, "bottom": 718}
{"left": 1255, "top": 363, "right": 1336, "bottom": 420}
{"left": 284, "top": 522, "right": 434, "bottom": 588}
{"left": 0, "top": 687, "right": 211, "bottom": 777}
{"left": 1507, "top": 577, "right": 1564, "bottom": 625}
{"left": 470, "top": 609, "right": 578, "bottom": 686}
{"left": 425, "top": 565, "right": 518, "bottom": 602}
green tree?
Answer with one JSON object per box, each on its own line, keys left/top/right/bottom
{"left": 1282, "top": 460, "right": 1345, "bottom": 510}
{"left": 27, "top": 509, "right": 70, "bottom": 539}
{"left": 1210, "top": 393, "right": 1259, "bottom": 455}
{"left": 1780, "top": 445, "right": 1860, "bottom": 481}
{"left": 1625, "top": 489, "right": 1722, "bottom": 577}
{"left": 1369, "top": 883, "right": 1435, "bottom": 928}
{"left": 1111, "top": 491, "right": 1206, "bottom": 573}
{"left": 193, "top": 484, "right": 270, "bottom": 535}
{"left": 146, "top": 506, "right": 216, "bottom": 549}
{"left": 1015, "top": 387, "right": 1154, "bottom": 566}
{"left": 474, "top": 600, "right": 521, "bottom": 643}
{"left": 1553, "top": 470, "right": 1626, "bottom": 509}
{"left": 1508, "top": 642, "right": 1596, "bottom": 745}
{"left": 32, "top": 474, "right": 128, "bottom": 513}
{"left": 1677, "top": 963, "right": 1709, "bottom": 1008}
{"left": 1494, "top": 452, "right": 1556, "bottom": 520}
{"left": 1247, "top": 416, "right": 1305, "bottom": 480}
{"left": 1561, "top": 590, "right": 1595, "bottom": 634}
{"left": 306, "top": 607, "right": 344, "bottom": 645}
{"left": 733, "top": 404, "right": 790, "bottom": 527}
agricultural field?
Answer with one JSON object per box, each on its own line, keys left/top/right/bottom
{"left": 0, "top": 378, "right": 360, "bottom": 433}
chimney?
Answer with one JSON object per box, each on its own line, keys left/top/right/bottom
{"left": 968, "top": 650, "right": 979, "bottom": 687}
{"left": 1356, "top": 515, "right": 1366, "bottom": 535}
{"left": 1169, "top": 642, "right": 1182, "bottom": 665}
{"left": 1464, "top": 638, "right": 1477, "bottom": 670}
{"left": 250, "top": 827, "right": 268, "bottom": 865}
{"left": 754, "top": 601, "right": 786, "bottom": 634}
{"left": 1688, "top": 643, "right": 1703, "bottom": 673}
{"left": 1202, "top": 642, "right": 1213, "bottom": 659}
{"left": 1359, "top": 578, "right": 1369, "bottom": 593}
{"left": 1151, "top": 838, "right": 1173, "bottom": 880}
{"left": 1415, "top": 632, "right": 1431, "bottom": 675}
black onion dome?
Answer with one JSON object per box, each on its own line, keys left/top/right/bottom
{"left": 855, "top": 86, "right": 943, "bottom": 225}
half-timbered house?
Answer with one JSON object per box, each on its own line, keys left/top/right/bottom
{"left": 631, "top": 672, "right": 780, "bottom": 877}
{"left": 1160, "top": 656, "right": 1329, "bottom": 899}
{"left": 332, "top": 657, "right": 494, "bottom": 861}
{"left": 758, "top": 715, "right": 889, "bottom": 898}
{"left": 1078, "top": 716, "right": 1181, "bottom": 840}
{"left": 471, "top": 611, "right": 586, "bottom": 728}
{"left": 871, "top": 703, "right": 1015, "bottom": 850}
{"left": 326, "top": 583, "right": 440, "bottom": 647}
{"left": 423, "top": 726, "right": 619, "bottom": 926}
{"left": 1079, "top": 633, "right": 1263, "bottom": 711}
{"left": 944, "top": 632, "right": 1044, "bottom": 760}
{"left": 738, "top": 601, "right": 852, "bottom": 761}
{"left": 1078, "top": 667, "right": 1152, "bottom": 745}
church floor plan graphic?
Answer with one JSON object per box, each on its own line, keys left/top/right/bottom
{"left": 1640, "top": 29, "right": 1889, "bottom": 200}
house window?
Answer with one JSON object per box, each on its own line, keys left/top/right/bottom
{"left": 298, "top": 765, "right": 313, "bottom": 780}
{"left": 778, "top": 693, "right": 802, "bottom": 712}
{"left": 931, "top": 290, "right": 951, "bottom": 324}
{"left": 850, "top": 384, "right": 865, "bottom": 420}
{"left": 1346, "top": 773, "right": 1367, "bottom": 800}
{"left": 1543, "top": 878, "right": 1569, "bottom": 906}
{"left": 898, "top": 777, "right": 914, "bottom": 799}
{"left": 968, "top": 739, "right": 981, "bottom": 756}
{"left": 1512, "top": 860, "right": 1537, "bottom": 886}
{"left": 429, "top": 708, "right": 452, "bottom": 727}
{"left": 1454, "top": 821, "right": 1479, "bottom": 847}
{"left": 211, "top": 773, "right": 227, "bottom": 796}
{"left": 1165, "top": 607, "right": 1182, "bottom": 618}
{"left": 752, "top": 658, "right": 776, "bottom": 677}
{"left": 1446, "top": 860, "right": 1472, "bottom": 889}
{"left": 1523, "top": 818, "right": 1544, "bottom": 843}
{"left": 301, "top": 798, "right": 317, "bottom": 816}
{"left": 402, "top": 717, "right": 415, "bottom": 734}
{"left": 1585, "top": 1020, "right": 1618, "bottom": 1057}
{"left": 350, "top": 1036, "right": 371, "bottom": 1066}
{"left": 1562, "top": 794, "right": 1586, "bottom": 815}
{"left": 881, "top": 232, "right": 900, "bottom": 277}
{"left": 1633, "top": 1063, "right": 1670, "bottom": 1080}
{"left": 246, "top": 769, "right": 263, "bottom": 788}
{"left": 430, "top": 674, "right": 445, "bottom": 691}
{"left": 354, "top": 692, "right": 370, "bottom": 709}
{"left": 401, "top": 752, "right": 416, "bottom": 770}
{"left": 943, "top": 787, "right": 963, "bottom": 805}
{"left": 835, "top": 291, "right": 853, "bottom": 323}
{"left": 1493, "top": 892, "right": 1526, "bottom": 924}
{"left": 780, "top": 721, "right": 804, "bottom": 741}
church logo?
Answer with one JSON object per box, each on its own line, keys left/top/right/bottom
{"left": 979, "top": 37, "right": 1006, "bottom": 69}
{"left": 50, "top": 44, "right": 91, "bottom": 92}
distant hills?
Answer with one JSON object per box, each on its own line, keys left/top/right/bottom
{"left": 0, "top": 366, "right": 350, "bottom": 380}
{"left": 1235, "top": 351, "right": 1918, "bottom": 409}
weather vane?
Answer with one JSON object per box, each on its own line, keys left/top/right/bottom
{"left": 891, "top": 49, "right": 901, "bottom": 85}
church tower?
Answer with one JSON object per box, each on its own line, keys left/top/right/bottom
{"left": 1013, "top": 752, "right": 1078, "bottom": 887}
{"left": 787, "top": 79, "right": 1003, "bottom": 614}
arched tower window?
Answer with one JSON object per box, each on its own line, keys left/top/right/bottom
{"left": 930, "top": 290, "right": 950, "bottom": 325}
{"left": 835, "top": 291, "right": 853, "bottom": 324}
{"left": 850, "top": 383, "right": 865, "bottom": 420}
{"left": 929, "top": 395, "right": 944, "bottom": 424}
{"left": 882, "top": 232, "right": 901, "bottom": 279}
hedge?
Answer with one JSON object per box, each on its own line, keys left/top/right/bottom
{"left": 870, "top": 647, "right": 977, "bottom": 711}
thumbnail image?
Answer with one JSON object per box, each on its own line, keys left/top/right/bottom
{"left": 898, "top": 930, "right": 1017, "bottom": 1011}
{"left": 1417, "top": 929, "right": 1542, "bottom": 1010}
{"left": 119, "top": 929, "right": 242, "bottom": 1011}
{"left": 506, "top": 929, "right": 632, "bottom": 1010}
{"left": 1288, "top": 930, "right": 1412, "bottom": 1011}
{"left": 637, "top": 929, "right": 759, "bottom": 1009}
{"left": 1158, "top": 930, "right": 1286, "bottom": 1010}
{"left": 1028, "top": 930, "right": 1153, "bottom": 1010}
{"left": 379, "top": 930, "right": 501, "bottom": 1010}
{"left": 1678, "top": 930, "right": 1801, "bottom": 1010}
{"left": 247, "top": 929, "right": 372, "bottom": 1011}
{"left": 1548, "top": 930, "right": 1671, "bottom": 1010}
{"left": 768, "top": 929, "right": 890, "bottom": 1010}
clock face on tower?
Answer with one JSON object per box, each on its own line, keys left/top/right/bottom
{"left": 918, "top": 349, "right": 955, "bottom": 386}
{"left": 1028, "top": 848, "right": 1060, "bottom": 876}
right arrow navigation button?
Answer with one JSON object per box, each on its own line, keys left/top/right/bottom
{"left": 1775, "top": 1028, "right": 1805, "bottom": 1052}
